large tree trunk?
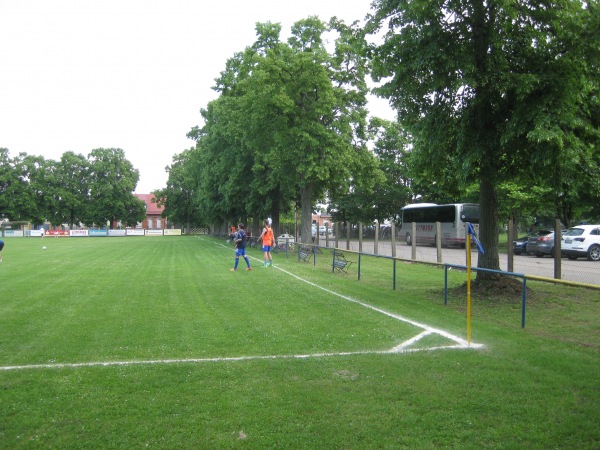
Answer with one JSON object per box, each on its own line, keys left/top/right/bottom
{"left": 270, "top": 188, "right": 281, "bottom": 237}
{"left": 299, "top": 183, "right": 314, "bottom": 244}
{"left": 477, "top": 175, "right": 501, "bottom": 280}
{"left": 271, "top": 199, "right": 281, "bottom": 237}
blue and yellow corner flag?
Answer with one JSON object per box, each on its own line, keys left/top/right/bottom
{"left": 467, "top": 223, "right": 485, "bottom": 254}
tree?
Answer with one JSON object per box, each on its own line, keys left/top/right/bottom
{"left": 86, "top": 148, "right": 144, "bottom": 227}
{"left": 328, "top": 118, "right": 412, "bottom": 225}
{"left": 0, "top": 151, "right": 45, "bottom": 222}
{"left": 155, "top": 148, "right": 203, "bottom": 230}
{"left": 187, "top": 18, "right": 378, "bottom": 239}
{"left": 188, "top": 99, "right": 257, "bottom": 232}
{"left": 237, "top": 17, "right": 378, "bottom": 242}
{"left": 0, "top": 148, "right": 22, "bottom": 220}
{"left": 44, "top": 152, "right": 89, "bottom": 228}
{"left": 367, "top": 0, "right": 599, "bottom": 278}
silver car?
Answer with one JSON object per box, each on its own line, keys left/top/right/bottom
{"left": 526, "top": 230, "right": 563, "bottom": 257}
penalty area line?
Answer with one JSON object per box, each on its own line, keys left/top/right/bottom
{"left": 0, "top": 344, "right": 477, "bottom": 372}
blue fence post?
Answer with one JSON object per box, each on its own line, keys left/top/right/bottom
{"left": 522, "top": 277, "right": 527, "bottom": 329}
{"left": 444, "top": 265, "right": 449, "bottom": 305}
{"left": 331, "top": 249, "right": 336, "bottom": 273}
{"left": 393, "top": 259, "right": 397, "bottom": 291}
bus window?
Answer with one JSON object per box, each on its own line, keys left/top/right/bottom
{"left": 461, "top": 204, "right": 480, "bottom": 223}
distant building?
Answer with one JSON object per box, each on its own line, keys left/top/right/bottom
{"left": 312, "top": 213, "right": 333, "bottom": 227}
{"left": 134, "top": 194, "right": 166, "bottom": 230}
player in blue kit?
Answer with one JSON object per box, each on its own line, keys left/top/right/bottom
{"left": 230, "top": 223, "right": 252, "bottom": 271}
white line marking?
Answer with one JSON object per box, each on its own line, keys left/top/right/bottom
{"left": 0, "top": 344, "right": 477, "bottom": 371}
{"left": 274, "top": 265, "right": 482, "bottom": 349}
{"left": 0, "top": 240, "right": 483, "bottom": 371}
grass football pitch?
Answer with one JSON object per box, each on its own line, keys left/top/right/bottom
{"left": 0, "top": 236, "right": 598, "bottom": 448}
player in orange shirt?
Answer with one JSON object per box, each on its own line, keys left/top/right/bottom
{"left": 258, "top": 219, "right": 275, "bottom": 267}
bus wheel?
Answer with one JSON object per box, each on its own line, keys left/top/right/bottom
{"left": 406, "top": 233, "right": 412, "bottom": 245}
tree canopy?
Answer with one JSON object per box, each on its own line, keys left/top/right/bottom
{"left": 367, "top": 0, "right": 599, "bottom": 275}
{"left": 0, "top": 147, "right": 145, "bottom": 228}
{"left": 184, "top": 17, "right": 382, "bottom": 241}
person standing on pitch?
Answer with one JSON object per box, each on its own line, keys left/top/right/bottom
{"left": 0, "top": 239, "right": 4, "bottom": 262}
{"left": 258, "top": 218, "right": 275, "bottom": 267}
{"left": 231, "top": 223, "right": 252, "bottom": 271}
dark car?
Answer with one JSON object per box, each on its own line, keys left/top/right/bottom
{"left": 512, "top": 236, "right": 530, "bottom": 255}
{"left": 526, "top": 230, "right": 564, "bottom": 257}
{"left": 513, "top": 230, "right": 551, "bottom": 255}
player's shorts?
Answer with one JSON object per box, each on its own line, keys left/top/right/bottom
{"left": 262, "top": 245, "right": 272, "bottom": 252}
{"left": 0, "top": 240, "right": 4, "bottom": 251}
{"left": 235, "top": 247, "right": 247, "bottom": 257}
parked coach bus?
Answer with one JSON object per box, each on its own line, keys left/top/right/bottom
{"left": 399, "top": 203, "right": 480, "bottom": 248}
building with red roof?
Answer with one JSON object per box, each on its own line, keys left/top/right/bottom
{"left": 134, "top": 194, "right": 166, "bottom": 229}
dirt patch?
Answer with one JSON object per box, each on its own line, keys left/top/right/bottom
{"left": 450, "top": 275, "right": 530, "bottom": 304}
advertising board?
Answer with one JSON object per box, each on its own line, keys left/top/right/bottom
{"left": 69, "top": 230, "right": 89, "bottom": 237}
{"left": 126, "top": 229, "right": 145, "bottom": 236}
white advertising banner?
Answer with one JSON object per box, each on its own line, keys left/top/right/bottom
{"left": 163, "top": 229, "right": 182, "bottom": 236}
{"left": 69, "top": 230, "right": 89, "bottom": 237}
{"left": 126, "top": 229, "right": 145, "bottom": 236}
{"left": 145, "top": 230, "right": 164, "bottom": 236}
{"left": 3, "top": 230, "right": 24, "bottom": 237}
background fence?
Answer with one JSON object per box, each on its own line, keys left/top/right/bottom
{"left": 264, "top": 223, "right": 600, "bottom": 288}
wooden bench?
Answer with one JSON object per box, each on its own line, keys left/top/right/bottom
{"left": 332, "top": 251, "right": 353, "bottom": 274}
{"left": 298, "top": 246, "right": 313, "bottom": 262}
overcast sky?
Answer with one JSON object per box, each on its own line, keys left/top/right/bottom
{"left": 0, "top": 0, "right": 394, "bottom": 193}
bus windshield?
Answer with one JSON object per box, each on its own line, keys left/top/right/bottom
{"left": 460, "top": 204, "right": 480, "bottom": 223}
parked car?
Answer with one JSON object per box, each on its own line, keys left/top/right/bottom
{"left": 512, "top": 236, "right": 530, "bottom": 255}
{"left": 312, "top": 224, "right": 333, "bottom": 237}
{"left": 513, "top": 230, "right": 551, "bottom": 255}
{"left": 526, "top": 230, "right": 563, "bottom": 257}
{"left": 320, "top": 225, "right": 335, "bottom": 236}
{"left": 561, "top": 225, "right": 600, "bottom": 261}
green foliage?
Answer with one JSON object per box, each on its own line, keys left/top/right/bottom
{"left": 85, "top": 148, "right": 143, "bottom": 227}
{"left": 156, "top": 148, "right": 204, "bottom": 229}
{"left": 0, "top": 149, "right": 38, "bottom": 221}
{"left": 185, "top": 17, "right": 376, "bottom": 241}
{"left": 47, "top": 151, "right": 89, "bottom": 227}
{"left": 0, "top": 147, "right": 143, "bottom": 227}
{"left": 367, "top": 0, "right": 599, "bottom": 273}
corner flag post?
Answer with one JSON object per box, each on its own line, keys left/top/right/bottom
{"left": 466, "top": 225, "right": 472, "bottom": 345}
{"left": 466, "top": 222, "right": 485, "bottom": 346}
